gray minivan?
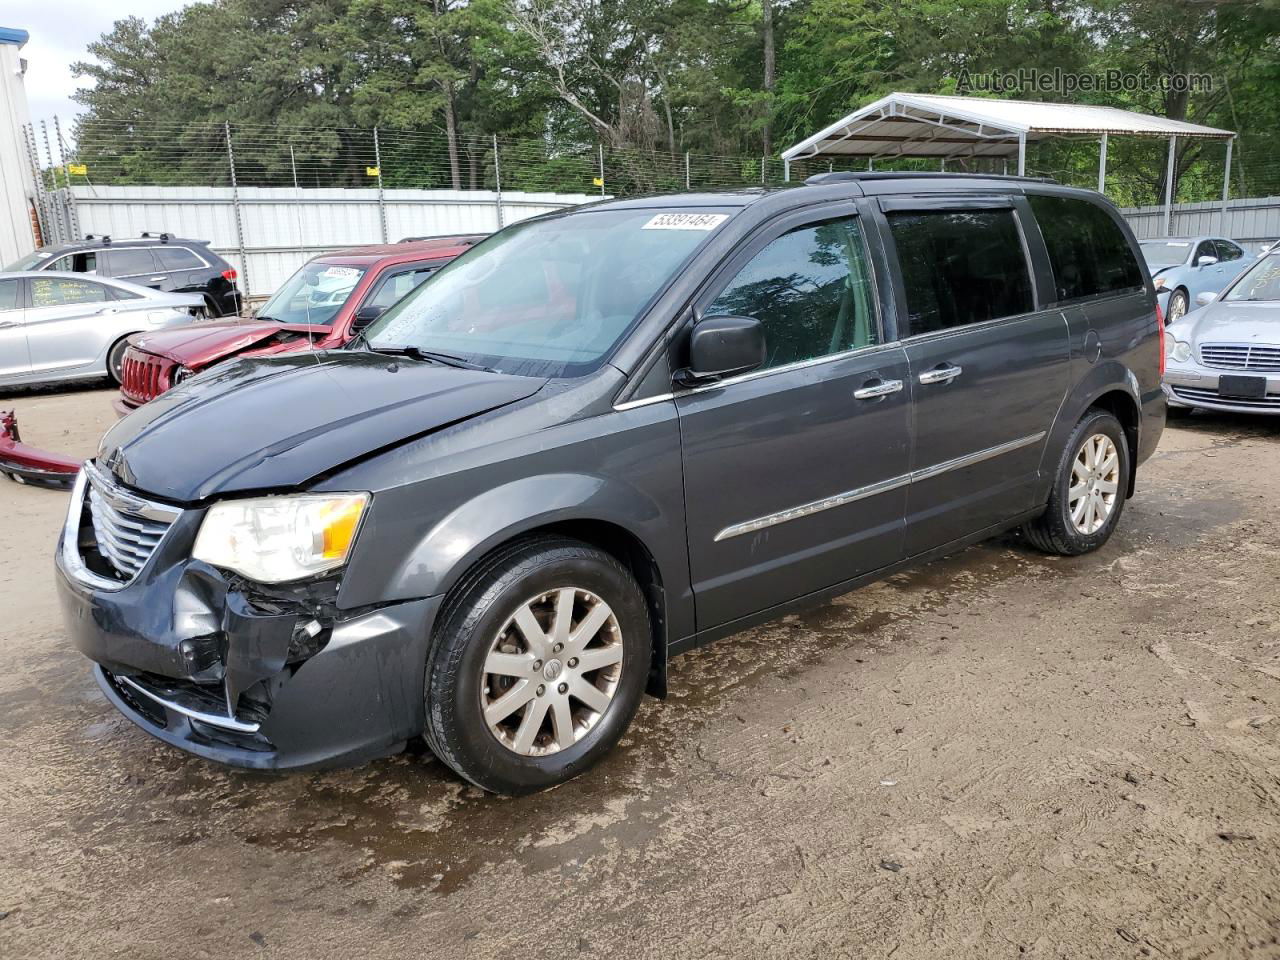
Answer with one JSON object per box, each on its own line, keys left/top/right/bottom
{"left": 57, "top": 173, "right": 1164, "bottom": 794}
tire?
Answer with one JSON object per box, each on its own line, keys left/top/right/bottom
{"left": 1167, "top": 288, "right": 1189, "bottom": 323}
{"left": 106, "top": 337, "right": 131, "bottom": 385}
{"left": 1021, "top": 409, "right": 1130, "bottom": 556}
{"left": 423, "top": 536, "right": 651, "bottom": 795}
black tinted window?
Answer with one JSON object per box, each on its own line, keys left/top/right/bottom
{"left": 707, "top": 217, "right": 878, "bottom": 370}
{"left": 0, "top": 279, "right": 19, "bottom": 311}
{"left": 1214, "top": 239, "right": 1243, "bottom": 262}
{"left": 156, "top": 247, "right": 204, "bottom": 270}
{"left": 888, "top": 209, "right": 1033, "bottom": 336}
{"left": 1029, "top": 195, "right": 1144, "bottom": 302}
{"left": 106, "top": 248, "right": 159, "bottom": 277}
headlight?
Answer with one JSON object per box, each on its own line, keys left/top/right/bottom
{"left": 170, "top": 365, "right": 194, "bottom": 385}
{"left": 192, "top": 493, "right": 369, "bottom": 583}
{"left": 1153, "top": 276, "right": 1167, "bottom": 290}
{"left": 1171, "top": 341, "right": 1192, "bottom": 363}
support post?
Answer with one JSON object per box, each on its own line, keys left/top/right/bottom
{"left": 54, "top": 116, "right": 79, "bottom": 239}
{"left": 289, "top": 145, "right": 306, "bottom": 267}
{"left": 1220, "top": 137, "right": 1234, "bottom": 236}
{"left": 1017, "top": 133, "right": 1026, "bottom": 177}
{"left": 1163, "top": 135, "right": 1177, "bottom": 236}
{"left": 761, "top": 156, "right": 767, "bottom": 184}
{"left": 373, "top": 127, "right": 387, "bottom": 243}
{"left": 783, "top": 158, "right": 790, "bottom": 182}
{"left": 224, "top": 121, "right": 249, "bottom": 295}
{"left": 493, "top": 134, "right": 504, "bottom": 228}
{"left": 1097, "top": 133, "right": 1108, "bottom": 195}
{"left": 685, "top": 151, "right": 690, "bottom": 190}
{"left": 598, "top": 144, "right": 605, "bottom": 197}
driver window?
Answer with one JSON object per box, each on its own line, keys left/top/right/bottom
{"left": 706, "top": 217, "right": 878, "bottom": 370}
{"left": 1194, "top": 241, "right": 1216, "bottom": 264}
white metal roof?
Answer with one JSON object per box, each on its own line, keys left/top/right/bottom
{"left": 781, "top": 92, "right": 1235, "bottom": 162}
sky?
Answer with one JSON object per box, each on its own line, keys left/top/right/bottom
{"left": 7, "top": 1, "right": 187, "bottom": 124}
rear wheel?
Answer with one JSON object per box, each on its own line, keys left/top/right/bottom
{"left": 423, "top": 537, "right": 650, "bottom": 795}
{"left": 106, "top": 338, "right": 131, "bottom": 385}
{"left": 1022, "top": 410, "right": 1130, "bottom": 556}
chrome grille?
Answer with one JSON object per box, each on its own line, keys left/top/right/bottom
{"left": 1171, "top": 385, "right": 1280, "bottom": 409}
{"left": 82, "top": 462, "right": 180, "bottom": 581}
{"left": 1199, "top": 343, "right": 1280, "bottom": 372}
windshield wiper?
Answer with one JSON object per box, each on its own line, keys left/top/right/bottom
{"left": 367, "top": 344, "right": 497, "bottom": 372}
{"left": 256, "top": 314, "right": 282, "bottom": 323}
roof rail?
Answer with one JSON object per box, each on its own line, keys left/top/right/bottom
{"left": 138, "top": 231, "right": 171, "bottom": 242}
{"left": 84, "top": 233, "right": 111, "bottom": 243}
{"left": 804, "top": 171, "right": 1058, "bottom": 186}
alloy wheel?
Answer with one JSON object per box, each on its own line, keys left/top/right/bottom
{"left": 1069, "top": 433, "right": 1120, "bottom": 535}
{"left": 1168, "top": 291, "right": 1187, "bottom": 323}
{"left": 480, "top": 587, "right": 623, "bottom": 756}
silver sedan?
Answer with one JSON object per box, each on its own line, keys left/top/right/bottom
{"left": 0, "top": 272, "right": 205, "bottom": 389}
{"left": 1164, "top": 250, "right": 1280, "bottom": 415}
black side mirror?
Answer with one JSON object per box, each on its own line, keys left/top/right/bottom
{"left": 351, "top": 304, "right": 386, "bottom": 332}
{"left": 679, "top": 315, "right": 766, "bottom": 384}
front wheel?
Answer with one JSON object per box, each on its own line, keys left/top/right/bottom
{"left": 423, "top": 537, "right": 651, "bottom": 795}
{"left": 1021, "top": 410, "right": 1130, "bottom": 556}
{"left": 1167, "top": 288, "right": 1189, "bottom": 323}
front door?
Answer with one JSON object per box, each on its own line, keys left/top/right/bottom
{"left": 0, "top": 277, "right": 29, "bottom": 380}
{"left": 877, "top": 198, "right": 1070, "bottom": 556}
{"left": 676, "top": 208, "right": 911, "bottom": 630}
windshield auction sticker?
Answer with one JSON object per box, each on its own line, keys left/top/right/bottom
{"left": 642, "top": 213, "right": 729, "bottom": 231}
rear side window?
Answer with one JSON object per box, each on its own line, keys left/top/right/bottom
{"left": 106, "top": 248, "right": 160, "bottom": 277}
{"left": 31, "top": 277, "right": 109, "bottom": 306}
{"left": 887, "top": 209, "right": 1034, "bottom": 336}
{"left": 1029, "top": 195, "right": 1144, "bottom": 302}
{"left": 707, "top": 217, "right": 879, "bottom": 370}
{"left": 1214, "top": 239, "right": 1243, "bottom": 262}
{"left": 156, "top": 247, "right": 205, "bottom": 270}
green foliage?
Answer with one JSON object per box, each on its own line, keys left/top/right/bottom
{"left": 64, "top": 0, "right": 1280, "bottom": 202}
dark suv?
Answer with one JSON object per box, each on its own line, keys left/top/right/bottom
{"left": 56, "top": 174, "right": 1164, "bottom": 795}
{"left": 5, "top": 233, "right": 242, "bottom": 317}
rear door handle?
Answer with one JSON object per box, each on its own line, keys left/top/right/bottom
{"left": 918, "top": 364, "right": 963, "bottom": 385}
{"left": 853, "top": 378, "right": 904, "bottom": 400}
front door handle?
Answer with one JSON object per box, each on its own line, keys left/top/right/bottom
{"left": 853, "top": 378, "right": 904, "bottom": 400}
{"left": 918, "top": 364, "right": 963, "bottom": 385}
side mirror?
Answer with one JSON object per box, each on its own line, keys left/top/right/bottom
{"left": 679, "top": 315, "right": 766, "bottom": 384}
{"left": 1196, "top": 291, "right": 1217, "bottom": 307}
{"left": 1196, "top": 255, "right": 1219, "bottom": 267}
{"left": 351, "top": 304, "right": 386, "bottom": 332}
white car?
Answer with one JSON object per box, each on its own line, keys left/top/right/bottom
{"left": 1164, "top": 250, "right": 1280, "bottom": 415}
{"left": 0, "top": 272, "right": 204, "bottom": 389}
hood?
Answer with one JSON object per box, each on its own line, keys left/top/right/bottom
{"left": 1179, "top": 300, "right": 1280, "bottom": 345}
{"left": 130, "top": 319, "right": 327, "bottom": 366}
{"left": 97, "top": 351, "right": 546, "bottom": 502}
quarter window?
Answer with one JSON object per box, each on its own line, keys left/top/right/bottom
{"left": 31, "top": 277, "right": 110, "bottom": 306}
{"left": 156, "top": 247, "right": 205, "bottom": 270}
{"left": 106, "top": 248, "right": 160, "bottom": 277}
{"left": 706, "top": 217, "right": 878, "bottom": 370}
{"left": 1029, "top": 195, "right": 1144, "bottom": 302}
{"left": 888, "top": 209, "right": 1034, "bottom": 336}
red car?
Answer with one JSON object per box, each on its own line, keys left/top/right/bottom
{"left": 116, "top": 235, "right": 484, "bottom": 412}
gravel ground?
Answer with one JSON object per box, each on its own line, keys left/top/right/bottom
{"left": 2, "top": 385, "right": 1279, "bottom": 959}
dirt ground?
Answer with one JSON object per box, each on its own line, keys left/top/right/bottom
{"left": 2, "top": 384, "right": 1279, "bottom": 959}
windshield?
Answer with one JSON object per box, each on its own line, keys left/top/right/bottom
{"left": 4, "top": 250, "right": 54, "bottom": 271}
{"left": 256, "top": 261, "right": 369, "bottom": 325}
{"left": 362, "top": 208, "right": 730, "bottom": 377}
{"left": 1139, "top": 241, "right": 1192, "bottom": 268}
{"left": 1224, "top": 253, "right": 1280, "bottom": 302}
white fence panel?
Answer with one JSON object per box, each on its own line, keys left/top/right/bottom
{"left": 1121, "top": 196, "right": 1280, "bottom": 247}
{"left": 67, "top": 185, "right": 599, "bottom": 297}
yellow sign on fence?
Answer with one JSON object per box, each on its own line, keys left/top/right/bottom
{"left": 592, "top": 177, "right": 604, "bottom": 187}
{"left": 67, "top": 163, "right": 87, "bottom": 176}
{"left": 366, "top": 166, "right": 381, "bottom": 177}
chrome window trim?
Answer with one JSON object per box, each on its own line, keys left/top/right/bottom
{"left": 713, "top": 431, "right": 1046, "bottom": 542}
{"left": 40, "top": 245, "right": 212, "bottom": 278}
{"left": 117, "top": 675, "right": 262, "bottom": 733}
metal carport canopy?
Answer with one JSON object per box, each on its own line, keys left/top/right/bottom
{"left": 780, "top": 92, "right": 1236, "bottom": 232}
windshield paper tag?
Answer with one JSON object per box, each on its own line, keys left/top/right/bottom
{"left": 322, "top": 266, "right": 360, "bottom": 278}
{"left": 642, "top": 213, "right": 728, "bottom": 231}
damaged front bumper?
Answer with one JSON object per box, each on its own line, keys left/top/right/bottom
{"left": 55, "top": 466, "right": 440, "bottom": 770}
{"left": 0, "top": 410, "right": 80, "bottom": 489}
